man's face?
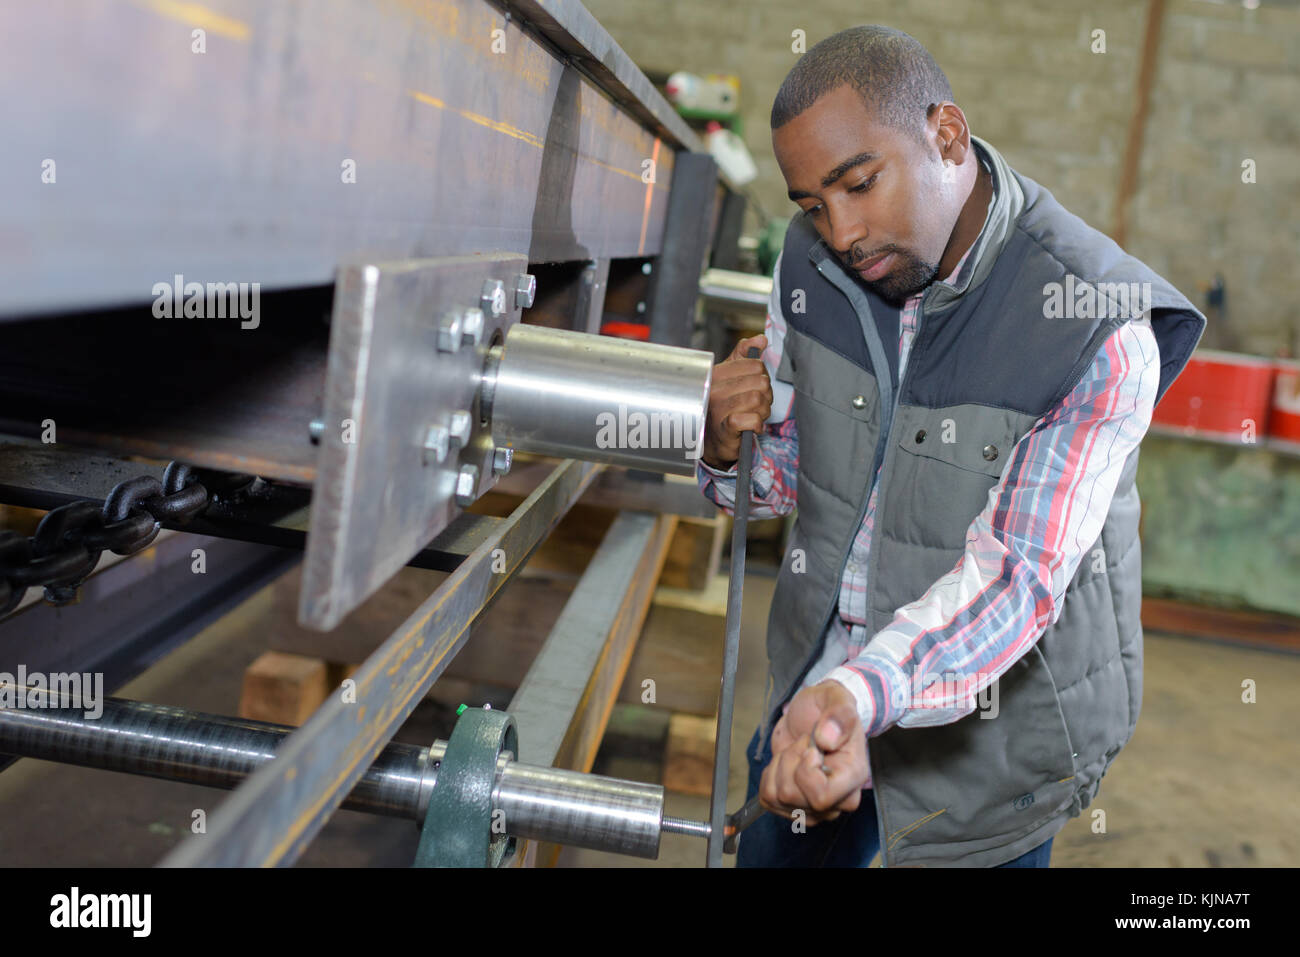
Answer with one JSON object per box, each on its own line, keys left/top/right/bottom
{"left": 773, "top": 84, "right": 957, "bottom": 305}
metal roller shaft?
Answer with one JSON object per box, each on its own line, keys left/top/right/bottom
{"left": 481, "top": 324, "right": 713, "bottom": 477}
{"left": 493, "top": 762, "right": 663, "bottom": 859}
{"left": 0, "top": 690, "right": 664, "bottom": 859}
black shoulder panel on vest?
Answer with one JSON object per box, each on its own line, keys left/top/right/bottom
{"left": 779, "top": 211, "right": 892, "bottom": 383}
{"left": 779, "top": 212, "right": 872, "bottom": 370}
{"left": 902, "top": 229, "right": 1123, "bottom": 416}
{"left": 1013, "top": 173, "right": 1206, "bottom": 406}
{"left": 778, "top": 171, "right": 1206, "bottom": 417}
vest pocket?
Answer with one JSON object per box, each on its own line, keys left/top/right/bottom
{"left": 884, "top": 438, "right": 1004, "bottom": 553}
{"left": 782, "top": 328, "right": 882, "bottom": 507}
{"left": 784, "top": 327, "right": 881, "bottom": 424}
{"left": 892, "top": 414, "right": 1016, "bottom": 478}
{"left": 790, "top": 389, "right": 879, "bottom": 510}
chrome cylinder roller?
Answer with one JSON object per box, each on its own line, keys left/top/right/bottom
{"left": 493, "top": 760, "right": 663, "bottom": 859}
{"left": 0, "top": 690, "right": 666, "bottom": 863}
{"left": 481, "top": 324, "right": 713, "bottom": 477}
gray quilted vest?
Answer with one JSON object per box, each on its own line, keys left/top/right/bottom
{"left": 759, "top": 137, "right": 1206, "bottom": 866}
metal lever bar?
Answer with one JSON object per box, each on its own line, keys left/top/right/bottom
{"left": 722, "top": 795, "right": 766, "bottom": 854}
{"left": 706, "top": 345, "right": 762, "bottom": 867}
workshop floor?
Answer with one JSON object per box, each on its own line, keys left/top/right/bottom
{"left": 0, "top": 566, "right": 1296, "bottom": 867}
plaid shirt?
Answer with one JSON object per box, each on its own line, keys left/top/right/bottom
{"left": 699, "top": 246, "right": 1160, "bottom": 783}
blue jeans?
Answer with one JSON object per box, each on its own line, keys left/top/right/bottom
{"left": 735, "top": 726, "right": 1054, "bottom": 868}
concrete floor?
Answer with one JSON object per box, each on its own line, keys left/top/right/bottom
{"left": 1, "top": 565, "right": 1296, "bottom": 867}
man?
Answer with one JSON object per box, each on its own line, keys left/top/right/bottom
{"left": 697, "top": 26, "right": 1205, "bottom": 867}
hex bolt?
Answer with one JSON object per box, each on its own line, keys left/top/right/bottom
{"left": 461, "top": 307, "right": 484, "bottom": 347}
{"left": 455, "top": 464, "right": 480, "bottom": 506}
{"left": 448, "top": 409, "right": 473, "bottom": 449}
{"left": 481, "top": 279, "right": 507, "bottom": 318}
{"left": 514, "top": 273, "right": 537, "bottom": 309}
{"left": 437, "top": 312, "right": 464, "bottom": 353}
{"left": 492, "top": 446, "right": 514, "bottom": 476}
{"left": 422, "top": 424, "right": 450, "bottom": 465}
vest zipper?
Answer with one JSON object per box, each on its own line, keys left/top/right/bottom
{"left": 760, "top": 253, "right": 893, "bottom": 742}
{"left": 856, "top": 297, "right": 935, "bottom": 867}
{"left": 798, "top": 254, "right": 945, "bottom": 865}
{"left": 756, "top": 246, "right": 908, "bottom": 865}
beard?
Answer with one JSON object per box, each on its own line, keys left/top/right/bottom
{"left": 844, "top": 244, "right": 939, "bottom": 306}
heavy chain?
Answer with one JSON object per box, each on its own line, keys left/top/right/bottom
{"left": 0, "top": 462, "right": 257, "bottom": 615}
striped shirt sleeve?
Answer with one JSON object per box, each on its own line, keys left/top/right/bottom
{"left": 697, "top": 252, "right": 799, "bottom": 519}
{"left": 825, "top": 319, "right": 1162, "bottom": 737}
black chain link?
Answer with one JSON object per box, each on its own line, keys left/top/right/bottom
{"left": 0, "top": 462, "right": 257, "bottom": 615}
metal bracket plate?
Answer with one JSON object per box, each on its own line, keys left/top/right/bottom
{"left": 300, "top": 254, "right": 527, "bottom": 630}
{"left": 414, "top": 707, "right": 518, "bottom": 868}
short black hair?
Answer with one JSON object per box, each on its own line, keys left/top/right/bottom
{"left": 770, "top": 26, "right": 954, "bottom": 143}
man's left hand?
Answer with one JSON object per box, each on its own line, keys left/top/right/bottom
{"left": 758, "top": 680, "right": 870, "bottom": 825}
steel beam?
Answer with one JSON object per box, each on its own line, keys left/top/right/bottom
{"left": 509, "top": 510, "right": 676, "bottom": 769}
{"left": 0, "top": 300, "right": 330, "bottom": 482}
{"left": 504, "top": 0, "right": 701, "bottom": 150}
{"left": 493, "top": 458, "right": 718, "bottom": 518}
{"left": 646, "top": 153, "right": 722, "bottom": 348}
{"left": 1, "top": 0, "right": 687, "bottom": 316}
{"left": 699, "top": 268, "right": 774, "bottom": 313}
{"left": 505, "top": 507, "right": 676, "bottom": 866}
{"left": 159, "top": 458, "right": 599, "bottom": 867}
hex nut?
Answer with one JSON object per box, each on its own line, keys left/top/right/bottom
{"left": 455, "top": 464, "right": 480, "bottom": 506}
{"left": 514, "top": 273, "right": 537, "bottom": 309}
{"left": 422, "top": 424, "right": 450, "bottom": 465}
{"left": 481, "top": 279, "right": 507, "bottom": 318}
{"left": 437, "top": 312, "right": 464, "bottom": 353}
{"left": 492, "top": 446, "right": 514, "bottom": 476}
{"left": 461, "top": 307, "right": 484, "bottom": 346}
{"left": 448, "top": 409, "right": 473, "bottom": 449}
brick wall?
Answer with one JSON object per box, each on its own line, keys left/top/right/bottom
{"left": 585, "top": 0, "right": 1299, "bottom": 356}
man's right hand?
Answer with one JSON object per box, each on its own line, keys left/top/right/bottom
{"left": 701, "top": 334, "right": 773, "bottom": 470}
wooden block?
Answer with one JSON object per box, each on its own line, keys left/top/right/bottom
{"left": 650, "top": 575, "right": 730, "bottom": 615}
{"left": 663, "top": 713, "right": 717, "bottom": 796}
{"left": 0, "top": 505, "right": 41, "bottom": 536}
{"left": 658, "top": 514, "right": 728, "bottom": 590}
{"left": 239, "top": 651, "right": 329, "bottom": 726}
{"left": 324, "top": 661, "right": 360, "bottom": 691}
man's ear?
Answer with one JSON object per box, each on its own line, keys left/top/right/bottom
{"left": 933, "top": 103, "right": 972, "bottom": 167}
